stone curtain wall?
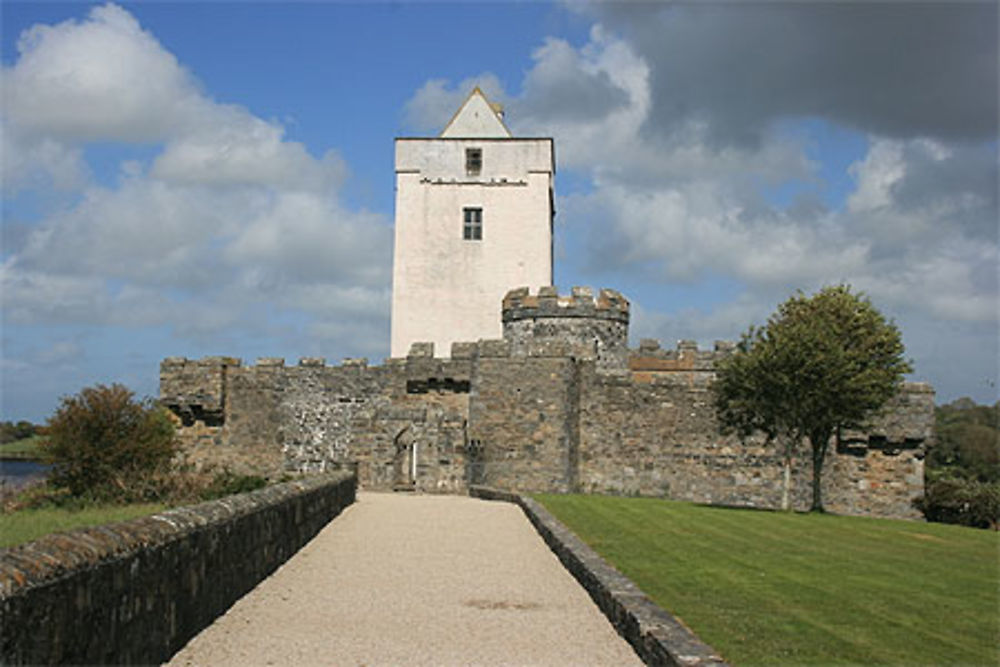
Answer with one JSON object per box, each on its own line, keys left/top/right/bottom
{"left": 0, "top": 473, "right": 356, "bottom": 665}
{"left": 578, "top": 361, "right": 931, "bottom": 517}
{"left": 160, "top": 287, "right": 933, "bottom": 519}
{"left": 469, "top": 344, "right": 580, "bottom": 492}
{"left": 822, "top": 384, "right": 933, "bottom": 518}
{"left": 163, "top": 354, "right": 472, "bottom": 493}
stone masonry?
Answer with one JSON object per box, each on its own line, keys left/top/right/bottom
{"left": 161, "top": 287, "right": 934, "bottom": 519}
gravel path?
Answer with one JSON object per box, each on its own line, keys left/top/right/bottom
{"left": 167, "top": 492, "right": 642, "bottom": 666}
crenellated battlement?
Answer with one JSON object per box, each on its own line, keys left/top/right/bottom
{"left": 629, "top": 339, "right": 736, "bottom": 373}
{"left": 160, "top": 356, "right": 240, "bottom": 426}
{"left": 501, "top": 286, "right": 630, "bottom": 370}
{"left": 502, "top": 286, "right": 629, "bottom": 324}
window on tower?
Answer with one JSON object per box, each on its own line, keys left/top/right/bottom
{"left": 463, "top": 207, "right": 483, "bottom": 240}
{"left": 466, "top": 148, "right": 482, "bottom": 176}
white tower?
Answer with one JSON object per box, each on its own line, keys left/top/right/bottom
{"left": 390, "top": 88, "right": 554, "bottom": 358}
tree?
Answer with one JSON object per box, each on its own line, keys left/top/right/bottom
{"left": 43, "top": 384, "right": 177, "bottom": 499}
{"left": 713, "top": 285, "right": 911, "bottom": 512}
{"left": 0, "top": 420, "right": 36, "bottom": 444}
{"left": 915, "top": 398, "right": 1000, "bottom": 530}
{"left": 930, "top": 399, "right": 1000, "bottom": 483}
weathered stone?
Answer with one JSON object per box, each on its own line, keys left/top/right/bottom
{"left": 0, "top": 474, "right": 356, "bottom": 666}
{"left": 161, "top": 287, "right": 933, "bottom": 519}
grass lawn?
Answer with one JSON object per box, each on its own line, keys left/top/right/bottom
{"left": 0, "top": 435, "right": 46, "bottom": 460}
{"left": 536, "top": 494, "right": 999, "bottom": 666}
{"left": 0, "top": 503, "right": 166, "bottom": 548}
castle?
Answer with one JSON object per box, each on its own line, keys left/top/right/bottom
{"left": 160, "top": 90, "right": 934, "bottom": 519}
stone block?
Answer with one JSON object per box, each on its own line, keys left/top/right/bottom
{"left": 478, "top": 339, "right": 510, "bottom": 358}
{"left": 638, "top": 339, "right": 660, "bottom": 354}
{"left": 407, "top": 342, "right": 434, "bottom": 358}
{"left": 450, "top": 342, "right": 476, "bottom": 359}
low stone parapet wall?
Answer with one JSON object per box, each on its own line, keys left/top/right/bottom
{"left": 1, "top": 472, "right": 356, "bottom": 665}
{"left": 470, "top": 486, "right": 728, "bottom": 666}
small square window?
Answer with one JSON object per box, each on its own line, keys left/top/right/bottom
{"left": 466, "top": 148, "right": 482, "bottom": 176}
{"left": 463, "top": 207, "right": 482, "bottom": 240}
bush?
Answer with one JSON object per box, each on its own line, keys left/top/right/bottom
{"left": 200, "top": 470, "right": 268, "bottom": 500}
{"left": 43, "top": 384, "right": 177, "bottom": 501}
{"left": 930, "top": 399, "right": 1000, "bottom": 483}
{"left": 0, "top": 420, "right": 37, "bottom": 444}
{"left": 914, "top": 475, "right": 1000, "bottom": 530}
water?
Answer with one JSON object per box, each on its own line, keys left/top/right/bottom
{"left": 0, "top": 459, "right": 50, "bottom": 488}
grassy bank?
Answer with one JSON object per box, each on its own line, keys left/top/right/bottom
{"left": 536, "top": 494, "right": 998, "bottom": 665}
{"left": 0, "top": 503, "right": 166, "bottom": 548}
{"left": 0, "top": 435, "right": 46, "bottom": 460}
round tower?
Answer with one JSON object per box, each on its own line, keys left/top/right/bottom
{"left": 501, "top": 286, "right": 630, "bottom": 369}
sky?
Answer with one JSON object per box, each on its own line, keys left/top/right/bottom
{"left": 1, "top": 1, "right": 997, "bottom": 422}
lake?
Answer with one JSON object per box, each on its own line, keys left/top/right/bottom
{"left": 0, "top": 459, "right": 50, "bottom": 488}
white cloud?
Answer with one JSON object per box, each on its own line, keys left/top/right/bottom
{"left": 150, "top": 114, "right": 347, "bottom": 192}
{"left": 3, "top": 3, "right": 201, "bottom": 143}
{"left": 512, "top": 26, "right": 651, "bottom": 174}
{"left": 2, "top": 3, "right": 393, "bottom": 353}
{"left": 847, "top": 139, "right": 906, "bottom": 213}
{"left": 0, "top": 122, "right": 88, "bottom": 194}
{"left": 1, "top": 262, "right": 110, "bottom": 324}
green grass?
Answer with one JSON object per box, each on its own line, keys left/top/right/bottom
{"left": 0, "top": 435, "right": 46, "bottom": 460}
{"left": 536, "top": 494, "right": 999, "bottom": 666}
{"left": 0, "top": 503, "right": 166, "bottom": 548}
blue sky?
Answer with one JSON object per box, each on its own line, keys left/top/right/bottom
{"left": 2, "top": 1, "right": 997, "bottom": 422}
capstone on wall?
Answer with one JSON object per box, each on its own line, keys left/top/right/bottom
{"left": 162, "top": 287, "right": 933, "bottom": 519}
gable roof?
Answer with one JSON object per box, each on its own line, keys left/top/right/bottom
{"left": 440, "top": 87, "right": 512, "bottom": 138}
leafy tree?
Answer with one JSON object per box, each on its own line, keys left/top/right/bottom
{"left": 43, "top": 384, "right": 177, "bottom": 499}
{"left": 930, "top": 399, "right": 999, "bottom": 483}
{"left": 0, "top": 420, "right": 37, "bottom": 444}
{"left": 914, "top": 398, "right": 1000, "bottom": 529}
{"left": 713, "top": 285, "right": 911, "bottom": 512}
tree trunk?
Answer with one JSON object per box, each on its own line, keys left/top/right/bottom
{"left": 781, "top": 446, "right": 791, "bottom": 511}
{"left": 809, "top": 429, "right": 831, "bottom": 513}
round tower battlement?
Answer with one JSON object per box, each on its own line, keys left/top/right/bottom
{"left": 501, "top": 286, "right": 630, "bottom": 369}
{"left": 502, "top": 286, "right": 629, "bottom": 324}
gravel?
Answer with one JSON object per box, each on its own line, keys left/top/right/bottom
{"left": 166, "top": 492, "right": 642, "bottom": 666}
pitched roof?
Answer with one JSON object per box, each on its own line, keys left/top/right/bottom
{"left": 440, "top": 87, "right": 512, "bottom": 138}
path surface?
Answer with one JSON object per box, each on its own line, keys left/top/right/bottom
{"left": 167, "top": 492, "right": 642, "bottom": 666}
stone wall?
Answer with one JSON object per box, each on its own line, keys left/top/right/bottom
{"left": 160, "top": 287, "right": 934, "bottom": 519}
{"left": 468, "top": 343, "right": 579, "bottom": 492}
{"left": 0, "top": 473, "right": 356, "bottom": 665}
{"left": 579, "top": 350, "right": 932, "bottom": 518}
{"left": 162, "top": 353, "right": 472, "bottom": 493}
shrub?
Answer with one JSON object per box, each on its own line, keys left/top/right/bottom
{"left": 200, "top": 470, "right": 268, "bottom": 500}
{"left": 0, "top": 420, "right": 37, "bottom": 444}
{"left": 43, "top": 384, "right": 177, "bottom": 501}
{"left": 914, "top": 475, "right": 1000, "bottom": 530}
